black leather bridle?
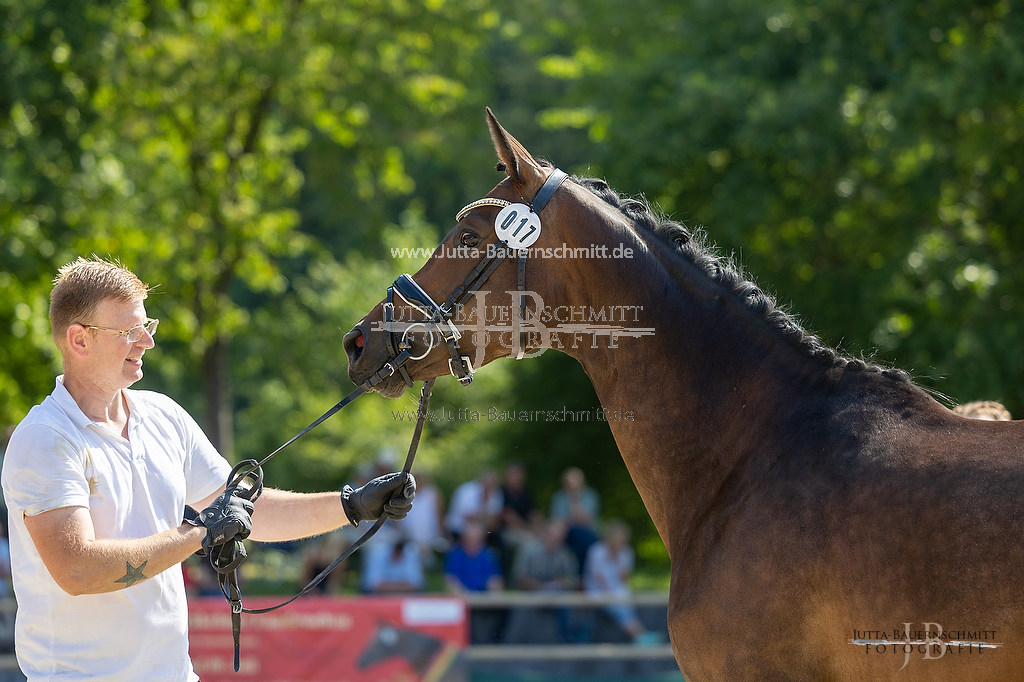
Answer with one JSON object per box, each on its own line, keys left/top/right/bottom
{"left": 381, "top": 167, "right": 569, "bottom": 381}
{"left": 208, "top": 167, "right": 569, "bottom": 671}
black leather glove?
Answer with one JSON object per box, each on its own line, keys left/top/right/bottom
{"left": 186, "top": 487, "right": 255, "bottom": 552}
{"left": 341, "top": 472, "right": 416, "bottom": 527}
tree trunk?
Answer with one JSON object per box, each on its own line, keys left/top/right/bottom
{"left": 203, "top": 335, "right": 233, "bottom": 459}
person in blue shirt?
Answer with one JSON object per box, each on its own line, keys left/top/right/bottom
{"left": 443, "top": 521, "right": 502, "bottom": 593}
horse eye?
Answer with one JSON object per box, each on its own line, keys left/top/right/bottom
{"left": 459, "top": 231, "right": 479, "bottom": 247}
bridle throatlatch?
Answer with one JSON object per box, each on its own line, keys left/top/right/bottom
{"left": 208, "top": 167, "right": 567, "bottom": 672}
{"left": 383, "top": 167, "right": 569, "bottom": 382}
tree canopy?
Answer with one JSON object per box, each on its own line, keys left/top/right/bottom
{"left": 3, "top": 0, "right": 1021, "bottom": 570}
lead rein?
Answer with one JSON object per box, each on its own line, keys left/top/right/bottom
{"left": 212, "top": 378, "right": 435, "bottom": 670}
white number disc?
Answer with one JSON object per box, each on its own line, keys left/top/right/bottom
{"left": 495, "top": 203, "right": 542, "bottom": 249}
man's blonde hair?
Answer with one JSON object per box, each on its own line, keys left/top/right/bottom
{"left": 50, "top": 257, "right": 151, "bottom": 348}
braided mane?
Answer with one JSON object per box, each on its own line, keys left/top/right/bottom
{"left": 575, "top": 175, "right": 912, "bottom": 383}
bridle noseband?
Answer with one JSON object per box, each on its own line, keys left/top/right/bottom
{"left": 383, "top": 167, "right": 569, "bottom": 381}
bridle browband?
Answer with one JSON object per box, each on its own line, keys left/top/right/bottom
{"left": 383, "top": 167, "right": 569, "bottom": 378}
{"left": 208, "top": 167, "right": 568, "bottom": 671}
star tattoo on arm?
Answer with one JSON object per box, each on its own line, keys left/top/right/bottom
{"left": 114, "top": 560, "right": 148, "bottom": 587}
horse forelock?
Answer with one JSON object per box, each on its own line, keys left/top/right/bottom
{"left": 572, "top": 175, "right": 914, "bottom": 384}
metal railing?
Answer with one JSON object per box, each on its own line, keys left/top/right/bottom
{"left": 460, "top": 590, "right": 675, "bottom": 663}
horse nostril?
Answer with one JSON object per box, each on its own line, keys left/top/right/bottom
{"left": 343, "top": 327, "right": 365, "bottom": 362}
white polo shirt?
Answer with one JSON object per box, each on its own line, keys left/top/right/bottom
{"left": 1, "top": 376, "right": 231, "bottom": 681}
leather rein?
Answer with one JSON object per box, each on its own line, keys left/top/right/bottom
{"left": 207, "top": 167, "right": 568, "bottom": 671}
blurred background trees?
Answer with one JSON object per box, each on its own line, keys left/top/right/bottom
{"left": 3, "top": 0, "right": 1022, "bottom": 573}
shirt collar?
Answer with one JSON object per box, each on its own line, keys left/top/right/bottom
{"left": 52, "top": 375, "right": 140, "bottom": 429}
{"left": 53, "top": 375, "right": 93, "bottom": 430}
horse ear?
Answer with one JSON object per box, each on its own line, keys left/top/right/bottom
{"left": 486, "top": 107, "right": 544, "bottom": 190}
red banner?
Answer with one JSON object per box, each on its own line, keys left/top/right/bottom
{"left": 188, "top": 595, "right": 468, "bottom": 682}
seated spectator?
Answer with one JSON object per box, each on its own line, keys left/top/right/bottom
{"left": 183, "top": 554, "right": 221, "bottom": 597}
{"left": 550, "top": 467, "right": 600, "bottom": 577}
{"left": 0, "top": 516, "right": 10, "bottom": 652}
{"left": 497, "top": 462, "right": 540, "bottom": 576}
{"left": 362, "top": 537, "right": 424, "bottom": 594}
{"left": 0, "top": 518, "right": 10, "bottom": 598}
{"left": 393, "top": 469, "right": 447, "bottom": 566}
{"left": 445, "top": 470, "right": 503, "bottom": 542}
{"left": 299, "top": 525, "right": 360, "bottom": 594}
{"left": 953, "top": 400, "right": 1012, "bottom": 421}
{"left": 444, "top": 521, "right": 503, "bottom": 593}
{"left": 500, "top": 463, "right": 539, "bottom": 536}
{"left": 583, "top": 520, "right": 660, "bottom": 644}
{"left": 512, "top": 519, "right": 578, "bottom": 592}
{"left": 505, "top": 519, "right": 579, "bottom": 644}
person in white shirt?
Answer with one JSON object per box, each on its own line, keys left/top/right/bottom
{"left": 583, "top": 520, "right": 660, "bottom": 645}
{"left": 361, "top": 536, "right": 424, "bottom": 593}
{"left": 444, "top": 469, "right": 503, "bottom": 540}
{"left": 1, "top": 257, "right": 415, "bottom": 681}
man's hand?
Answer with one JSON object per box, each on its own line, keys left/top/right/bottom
{"left": 187, "top": 487, "right": 255, "bottom": 552}
{"left": 341, "top": 472, "right": 416, "bottom": 527}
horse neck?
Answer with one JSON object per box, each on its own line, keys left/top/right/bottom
{"left": 549, "top": 219, "right": 828, "bottom": 551}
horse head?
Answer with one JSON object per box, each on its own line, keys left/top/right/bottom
{"left": 344, "top": 108, "right": 640, "bottom": 397}
{"left": 356, "top": 620, "right": 443, "bottom": 674}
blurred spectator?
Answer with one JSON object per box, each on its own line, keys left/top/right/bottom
{"left": 550, "top": 467, "right": 600, "bottom": 577}
{"left": 954, "top": 400, "right": 1012, "bottom": 421}
{"left": 506, "top": 519, "right": 579, "bottom": 643}
{"left": 500, "top": 463, "right": 538, "bottom": 534}
{"left": 0, "top": 515, "right": 10, "bottom": 654}
{"left": 394, "top": 469, "right": 447, "bottom": 566}
{"left": 445, "top": 470, "right": 503, "bottom": 541}
{"left": 182, "top": 554, "right": 220, "bottom": 597}
{"left": 444, "top": 521, "right": 503, "bottom": 594}
{"left": 0, "top": 518, "right": 9, "bottom": 597}
{"left": 496, "top": 462, "right": 540, "bottom": 578}
{"left": 362, "top": 536, "right": 424, "bottom": 594}
{"left": 512, "top": 519, "right": 578, "bottom": 592}
{"left": 299, "top": 526, "right": 360, "bottom": 594}
{"left": 583, "top": 520, "right": 660, "bottom": 644}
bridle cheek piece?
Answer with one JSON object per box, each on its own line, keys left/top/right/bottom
{"left": 383, "top": 167, "right": 569, "bottom": 384}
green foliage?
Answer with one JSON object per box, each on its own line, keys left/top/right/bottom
{"left": 4, "top": 0, "right": 1023, "bottom": 577}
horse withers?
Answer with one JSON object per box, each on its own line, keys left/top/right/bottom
{"left": 343, "top": 108, "right": 1024, "bottom": 680}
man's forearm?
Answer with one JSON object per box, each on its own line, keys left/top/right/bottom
{"left": 25, "top": 506, "right": 207, "bottom": 596}
{"left": 248, "top": 488, "right": 350, "bottom": 543}
{"left": 72, "top": 525, "right": 207, "bottom": 594}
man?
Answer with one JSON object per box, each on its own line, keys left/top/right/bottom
{"left": 1, "top": 257, "right": 414, "bottom": 681}
{"left": 505, "top": 519, "right": 578, "bottom": 644}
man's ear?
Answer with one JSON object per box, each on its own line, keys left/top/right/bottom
{"left": 65, "top": 324, "right": 91, "bottom": 358}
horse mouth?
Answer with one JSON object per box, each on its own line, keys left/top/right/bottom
{"left": 343, "top": 324, "right": 410, "bottom": 399}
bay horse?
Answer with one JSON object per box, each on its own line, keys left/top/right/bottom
{"left": 343, "top": 109, "right": 1024, "bottom": 680}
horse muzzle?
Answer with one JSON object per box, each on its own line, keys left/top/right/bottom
{"left": 343, "top": 274, "right": 476, "bottom": 398}
{"left": 344, "top": 323, "right": 406, "bottom": 398}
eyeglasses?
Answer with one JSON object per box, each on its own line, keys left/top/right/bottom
{"left": 80, "top": 318, "right": 159, "bottom": 343}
